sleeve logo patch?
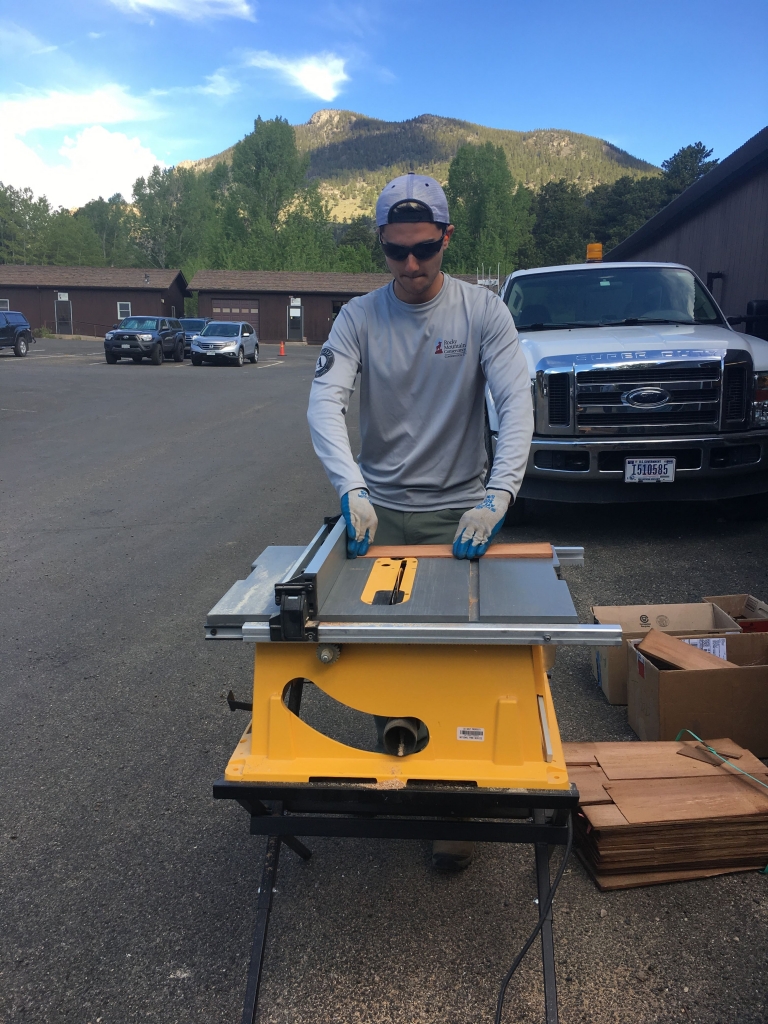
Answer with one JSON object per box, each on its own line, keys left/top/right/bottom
{"left": 314, "top": 346, "right": 335, "bottom": 378}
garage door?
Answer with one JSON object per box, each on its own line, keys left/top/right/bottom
{"left": 211, "top": 298, "right": 259, "bottom": 336}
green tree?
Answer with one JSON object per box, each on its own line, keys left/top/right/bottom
{"left": 42, "top": 210, "right": 104, "bottom": 266}
{"left": 526, "top": 179, "right": 588, "bottom": 266}
{"left": 443, "top": 143, "right": 534, "bottom": 274}
{"left": 0, "top": 183, "right": 52, "bottom": 264}
{"left": 661, "top": 142, "right": 718, "bottom": 194}
{"left": 588, "top": 175, "right": 668, "bottom": 250}
{"left": 76, "top": 194, "right": 139, "bottom": 266}
{"left": 230, "top": 116, "right": 308, "bottom": 230}
{"left": 132, "top": 166, "right": 211, "bottom": 268}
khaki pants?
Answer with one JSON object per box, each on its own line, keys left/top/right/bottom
{"left": 371, "top": 504, "right": 472, "bottom": 546}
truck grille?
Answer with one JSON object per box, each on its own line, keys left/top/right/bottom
{"left": 547, "top": 373, "right": 571, "bottom": 426}
{"left": 574, "top": 360, "right": 721, "bottom": 435}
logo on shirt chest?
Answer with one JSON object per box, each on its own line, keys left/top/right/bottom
{"left": 434, "top": 337, "right": 466, "bottom": 358}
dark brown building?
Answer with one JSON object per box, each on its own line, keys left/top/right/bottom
{"left": 0, "top": 266, "right": 189, "bottom": 337}
{"left": 189, "top": 270, "right": 486, "bottom": 344}
{"left": 189, "top": 270, "right": 393, "bottom": 344}
{"left": 608, "top": 126, "right": 768, "bottom": 332}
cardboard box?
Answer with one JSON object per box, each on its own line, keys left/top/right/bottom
{"left": 590, "top": 603, "right": 741, "bottom": 705}
{"left": 627, "top": 632, "right": 768, "bottom": 757}
{"left": 703, "top": 594, "right": 768, "bottom": 633}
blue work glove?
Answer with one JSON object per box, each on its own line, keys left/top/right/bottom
{"left": 341, "top": 488, "right": 378, "bottom": 557}
{"left": 452, "top": 490, "right": 511, "bottom": 559}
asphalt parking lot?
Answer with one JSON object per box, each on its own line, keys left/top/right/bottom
{"left": 1, "top": 338, "right": 767, "bottom": 1024}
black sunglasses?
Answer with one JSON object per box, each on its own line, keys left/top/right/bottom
{"left": 379, "top": 229, "right": 446, "bottom": 262}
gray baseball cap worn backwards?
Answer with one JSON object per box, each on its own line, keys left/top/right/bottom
{"left": 376, "top": 173, "right": 450, "bottom": 227}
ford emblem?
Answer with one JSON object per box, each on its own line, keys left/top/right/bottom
{"left": 623, "top": 386, "right": 671, "bottom": 409}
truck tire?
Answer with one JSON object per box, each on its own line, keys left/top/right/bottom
{"left": 236, "top": 346, "right": 245, "bottom": 367}
{"left": 191, "top": 354, "right": 203, "bottom": 366}
{"left": 150, "top": 342, "right": 163, "bottom": 365}
{"left": 173, "top": 339, "right": 184, "bottom": 362}
{"left": 14, "top": 334, "right": 29, "bottom": 357}
{"left": 105, "top": 350, "right": 118, "bottom": 364}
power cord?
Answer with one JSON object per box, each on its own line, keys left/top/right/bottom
{"left": 495, "top": 812, "right": 573, "bottom": 1024}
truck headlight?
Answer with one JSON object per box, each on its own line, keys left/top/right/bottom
{"left": 753, "top": 373, "right": 768, "bottom": 426}
{"left": 139, "top": 333, "right": 153, "bottom": 341}
{"left": 105, "top": 332, "right": 114, "bottom": 340}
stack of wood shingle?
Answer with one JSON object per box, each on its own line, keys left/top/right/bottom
{"left": 564, "top": 739, "right": 768, "bottom": 890}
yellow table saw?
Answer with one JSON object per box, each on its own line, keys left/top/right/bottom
{"left": 207, "top": 517, "right": 620, "bottom": 1023}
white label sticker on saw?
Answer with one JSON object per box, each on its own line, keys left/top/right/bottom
{"left": 681, "top": 637, "right": 728, "bottom": 659}
{"left": 457, "top": 727, "right": 485, "bottom": 741}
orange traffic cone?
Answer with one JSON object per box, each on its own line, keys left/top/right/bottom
{"left": 279, "top": 340, "right": 285, "bottom": 356}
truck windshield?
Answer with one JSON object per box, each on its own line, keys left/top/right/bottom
{"left": 120, "top": 317, "right": 159, "bottom": 330}
{"left": 180, "top": 319, "right": 207, "bottom": 331}
{"left": 505, "top": 267, "right": 723, "bottom": 331}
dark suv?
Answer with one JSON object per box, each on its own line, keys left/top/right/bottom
{"left": 179, "top": 317, "right": 211, "bottom": 358}
{"left": 0, "top": 311, "right": 34, "bottom": 357}
{"left": 104, "top": 316, "right": 185, "bottom": 365}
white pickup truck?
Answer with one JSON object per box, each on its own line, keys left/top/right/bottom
{"left": 487, "top": 261, "right": 768, "bottom": 514}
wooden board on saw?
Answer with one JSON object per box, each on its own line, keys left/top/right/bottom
{"left": 564, "top": 738, "right": 768, "bottom": 889}
{"left": 362, "top": 542, "right": 553, "bottom": 559}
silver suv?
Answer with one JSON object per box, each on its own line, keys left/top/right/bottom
{"left": 190, "top": 321, "right": 259, "bottom": 367}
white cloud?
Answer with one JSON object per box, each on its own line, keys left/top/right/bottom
{"left": 0, "top": 85, "right": 161, "bottom": 208}
{"left": 247, "top": 51, "right": 348, "bottom": 102}
{"left": 0, "top": 126, "right": 163, "bottom": 209}
{"left": 0, "top": 22, "right": 57, "bottom": 55}
{"left": 88, "top": 31, "right": 106, "bottom": 39}
{"left": 199, "top": 71, "right": 239, "bottom": 97}
{"left": 107, "top": 0, "right": 255, "bottom": 20}
{"left": 0, "top": 84, "right": 155, "bottom": 136}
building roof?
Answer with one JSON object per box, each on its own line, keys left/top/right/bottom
{"left": 0, "top": 265, "right": 188, "bottom": 291}
{"left": 189, "top": 270, "right": 392, "bottom": 294}
{"left": 608, "top": 125, "right": 768, "bottom": 260}
{"left": 189, "top": 269, "right": 488, "bottom": 294}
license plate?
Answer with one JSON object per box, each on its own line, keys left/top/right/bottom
{"left": 625, "top": 457, "right": 676, "bottom": 483}
{"left": 121, "top": 343, "right": 130, "bottom": 348}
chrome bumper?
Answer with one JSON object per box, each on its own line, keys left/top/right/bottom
{"left": 517, "top": 432, "right": 768, "bottom": 503}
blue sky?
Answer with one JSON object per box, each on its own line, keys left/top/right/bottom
{"left": 1, "top": 0, "right": 766, "bottom": 209}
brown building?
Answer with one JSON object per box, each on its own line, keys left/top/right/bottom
{"left": 189, "top": 270, "right": 393, "bottom": 345}
{"left": 189, "top": 270, "right": 485, "bottom": 344}
{"left": 0, "top": 266, "right": 189, "bottom": 336}
{"left": 608, "top": 126, "right": 768, "bottom": 332}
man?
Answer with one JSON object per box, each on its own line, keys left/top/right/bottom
{"left": 307, "top": 173, "right": 533, "bottom": 869}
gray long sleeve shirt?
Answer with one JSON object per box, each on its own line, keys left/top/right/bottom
{"left": 307, "top": 274, "right": 533, "bottom": 512}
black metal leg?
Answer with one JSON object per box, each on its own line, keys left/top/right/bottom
{"left": 534, "top": 811, "right": 559, "bottom": 1024}
{"left": 241, "top": 835, "right": 282, "bottom": 1024}
{"left": 286, "top": 679, "right": 305, "bottom": 716}
{"left": 282, "top": 834, "right": 312, "bottom": 860}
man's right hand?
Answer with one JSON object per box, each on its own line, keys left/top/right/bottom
{"left": 341, "top": 488, "right": 378, "bottom": 557}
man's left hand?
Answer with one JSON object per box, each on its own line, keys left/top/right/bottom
{"left": 452, "top": 490, "right": 511, "bottom": 559}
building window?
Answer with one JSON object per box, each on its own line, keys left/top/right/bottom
{"left": 250, "top": 307, "right": 258, "bottom": 313}
{"left": 0, "top": 299, "right": 9, "bottom": 311}
{"left": 332, "top": 299, "right": 348, "bottom": 321}
{"left": 222, "top": 307, "right": 230, "bottom": 313}
{"left": 213, "top": 306, "right": 221, "bottom": 312}
{"left": 117, "top": 301, "right": 131, "bottom": 319}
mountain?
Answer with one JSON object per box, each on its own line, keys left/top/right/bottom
{"left": 182, "top": 109, "right": 659, "bottom": 221}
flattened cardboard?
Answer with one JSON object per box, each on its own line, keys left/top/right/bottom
{"left": 704, "top": 594, "right": 768, "bottom": 633}
{"left": 627, "top": 632, "right": 768, "bottom": 756}
{"left": 591, "top": 603, "right": 741, "bottom": 705}
{"left": 604, "top": 775, "right": 768, "bottom": 823}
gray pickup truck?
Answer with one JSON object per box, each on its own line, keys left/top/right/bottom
{"left": 487, "top": 261, "right": 768, "bottom": 513}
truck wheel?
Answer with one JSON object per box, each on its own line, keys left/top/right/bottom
{"left": 14, "top": 335, "right": 29, "bottom": 357}
{"left": 173, "top": 339, "right": 184, "bottom": 362}
{"left": 191, "top": 354, "right": 203, "bottom": 366}
{"left": 105, "top": 350, "right": 118, "bottom": 364}
{"left": 236, "top": 347, "right": 245, "bottom": 367}
{"left": 150, "top": 342, "right": 163, "bottom": 365}
{"left": 249, "top": 345, "right": 258, "bottom": 364}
